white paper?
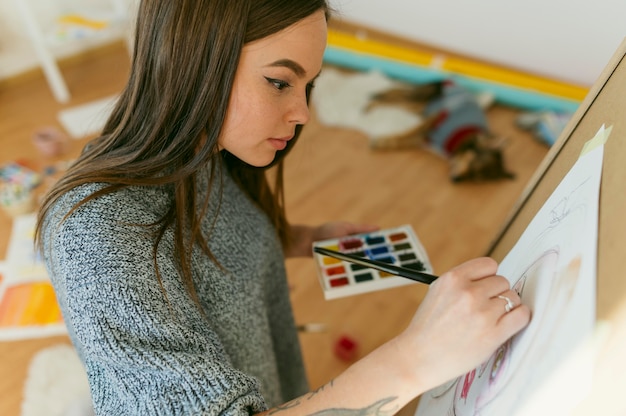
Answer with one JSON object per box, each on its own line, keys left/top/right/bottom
{"left": 0, "top": 214, "right": 66, "bottom": 341}
{"left": 416, "top": 125, "right": 607, "bottom": 415}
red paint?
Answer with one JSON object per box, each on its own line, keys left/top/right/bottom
{"left": 460, "top": 368, "right": 477, "bottom": 402}
{"left": 325, "top": 265, "right": 346, "bottom": 276}
{"left": 340, "top": 238, "right": 363, "bottom": 250}
{"left": 329, "top": 277, "right": 349, "bottom": 287}
{"left": 388, "top": 232, "right": 407, "bottom": 242}
{"left": 334, "top": 335, "right": 358, "bottom": 361}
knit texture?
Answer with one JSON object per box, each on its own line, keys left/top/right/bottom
{"left": 41, "top": 162, "right": 308, "bottom": 415}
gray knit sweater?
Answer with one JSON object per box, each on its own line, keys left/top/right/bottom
{"left": 41, "top": 164, "right": 308, "bottom": 415}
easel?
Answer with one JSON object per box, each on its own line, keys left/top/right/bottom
{"left": 488, "top": 38, "right": 626, "bottom": 415}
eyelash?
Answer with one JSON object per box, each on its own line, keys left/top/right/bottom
{"left": 265, "top": 77, "right": 292, "bottom": 90}
{"left": 264, "top": 77, "right": 316, "bottom": 92}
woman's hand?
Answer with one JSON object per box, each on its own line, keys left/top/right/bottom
{"left": 285, "top": 221, "right": 379, "bottom": 258}
{"left": 255, "top": 256, "right": 530, "bottom": 415}
{"left": 393, "top": 257, "right": 531, "bottom": 392}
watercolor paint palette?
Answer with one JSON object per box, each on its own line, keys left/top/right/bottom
{"left": 312, "top": 224, "right": 433, "bottom": 300}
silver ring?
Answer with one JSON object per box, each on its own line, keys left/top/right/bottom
{"left": 498, "top": 295, "right": 514, "bottom": 313}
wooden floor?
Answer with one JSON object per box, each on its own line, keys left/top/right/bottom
{"left": 0, "top": 39, "right": 548, "bottom": 415}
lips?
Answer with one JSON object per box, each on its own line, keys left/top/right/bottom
{"left": 268, "top": 135, "right": 293, "bottom": 151}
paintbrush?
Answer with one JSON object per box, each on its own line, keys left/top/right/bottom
{"left": 296, "top": 323, "right": 328, "bottom": 333}
{"left": 313, "top": 246, "right": 438, "bottom": 285}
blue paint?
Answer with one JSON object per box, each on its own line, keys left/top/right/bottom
{"left": 367, "top": 245, "right": 390, "bottom": 256}
{"left": 365, "top": 235, "right": 386, "bottom": 245}
{"left": 371, "top": 255, "right": 395, "bottom": 264}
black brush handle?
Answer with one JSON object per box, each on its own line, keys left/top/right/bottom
{"left": 314, "top": 246, "right": 438, "bottom": 285}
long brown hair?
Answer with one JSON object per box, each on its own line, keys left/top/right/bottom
{"left": 35, "top": 0, "right": 329, "bottom": 304}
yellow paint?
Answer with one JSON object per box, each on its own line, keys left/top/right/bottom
{"left": 0, "top": 282, "right": 63, "bottom": 327}
{"left": 58, "top": 14, "right": 109, "bottom": 30}
{"left": 320, "top": 245, "right": 342, "bottom": 265}
{"left": 322, "top": 256, "right": 341, "bottom": 265}
{"left": 19, "top": 282, "right": 62, "bottom": 325}
{"left": 328, "top": 29, "right": 588, "bottom": 101}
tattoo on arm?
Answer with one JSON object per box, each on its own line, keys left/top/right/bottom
{"left": 267, "top": 379, "right": 336, "bottom": 414}
{"left": 268, "top": 398, "right": 302, "bottom": 414}
{"left": 306, "top": 379, "right": 335, "bottom": 399}
{"left": 308, "top": 397, "right": 399, "bottom": 415}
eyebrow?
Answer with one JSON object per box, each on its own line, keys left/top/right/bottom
{"left": 267, "top": 59, "right": 307, "bottom": 77}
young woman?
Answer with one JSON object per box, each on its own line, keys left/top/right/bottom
{"left": 36, "top": 1, "right": 530, "bottom": 414}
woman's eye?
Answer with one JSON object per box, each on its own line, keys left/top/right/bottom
{"left": 265, "top": 77, "right": 291, "bottom": 90}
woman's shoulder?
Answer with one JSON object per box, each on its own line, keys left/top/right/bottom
{"left": 44, "top": 182, "right": 170, "bottom": 238}
{"left": 57, "top": 182, "right": 168, "bottom": 215}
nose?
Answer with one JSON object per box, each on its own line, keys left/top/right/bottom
{"left": 286, "top": 90, "right": 311, "bottom": 125}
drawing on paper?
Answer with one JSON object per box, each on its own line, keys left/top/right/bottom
{"left": 416, "top": 127, "right": 607, "bottom": 416}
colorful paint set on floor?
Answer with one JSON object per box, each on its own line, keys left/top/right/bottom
{"left": 312, "top": 224, "right": 432, "bottom": 299}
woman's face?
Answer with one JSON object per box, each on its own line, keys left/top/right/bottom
{"left": 218, "top": 10, "right": 327, "bottom": 167}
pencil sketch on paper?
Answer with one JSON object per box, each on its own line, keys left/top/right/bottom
{"left": 416, "top": 126, "right": 607, "bottom": 416}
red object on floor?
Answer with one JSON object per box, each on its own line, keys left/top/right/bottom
{"left": 334, "top": 335, "right": 358, "bottom": 362}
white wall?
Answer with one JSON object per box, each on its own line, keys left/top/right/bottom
{"left": 0, "top": 0, "right": 136, "bottom": 80}
{"left": 333, "top": 0, "right": 626, "bottom": 86}
{"left": 1, "top": 0, "right": 623, "bottom": 87}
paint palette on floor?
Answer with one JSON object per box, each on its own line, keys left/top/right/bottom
{"left": 312, "top": 224, "right": 433, "bottom": 300}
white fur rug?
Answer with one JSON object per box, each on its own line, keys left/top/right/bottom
{"left": 21, "top": 344, "right": 94, "bottom": 416}
{"left": 312, "top": 67, "right": 422, "bottom": 140}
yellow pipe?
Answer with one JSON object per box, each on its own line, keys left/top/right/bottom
{"left": 442, "top": 57, "right": 587, "bottom": 101}
{"left": 328, "top": 30, "right": 433, "bottom": 66}
{"left": 327, "top": 29, "right": 588, "bottom": 102}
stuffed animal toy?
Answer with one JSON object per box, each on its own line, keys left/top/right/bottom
{"left": 366, "top": 80, "right": 515, "bottom": 182}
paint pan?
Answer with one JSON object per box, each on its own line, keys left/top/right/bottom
{"left": 312, "top": 224, "right": 433, "bottom": 300}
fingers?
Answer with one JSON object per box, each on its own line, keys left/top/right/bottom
{"left": 401, "top": 257, "right": 531, "bottom": 388}
{"left": 438, "top": 257, "right": 510, "bottom": 298}
{"left": 437, "top": 257, "right": 531, "bottom": 341}
{"left": 345, "top": 222, "right": 379, "bottom": 235}
{"left": 446, "top": 257, "right": 499, "bottom": 282}
{"left": 472, "top": 274, "right": 511, "bottom": 299}
{"left": 495, "top": 289, "right": 531, "bottom": 338}
{"left": 493, "top": 289, "right": 520, "bottom": 314}
{"left": 404, "top": 256, "right": 532, "bottom": 388}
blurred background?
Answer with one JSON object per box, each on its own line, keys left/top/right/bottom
{"left": 1, "top": 1, "right": 623, "bottom": 415}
